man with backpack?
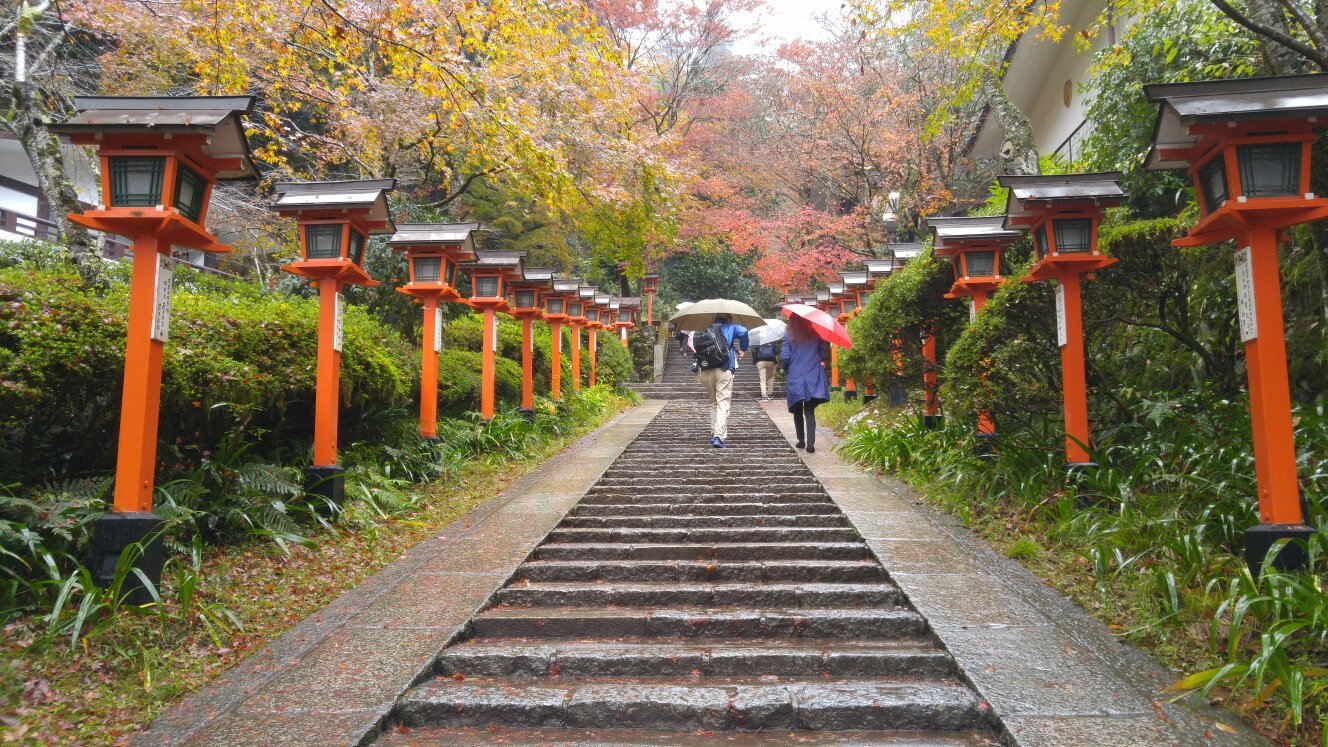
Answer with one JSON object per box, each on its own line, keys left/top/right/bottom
{"left": 752, "top": 339, "right": 778, "bottom": 401}
{"left": 691, "top": 313, "right": 749, "bottom": 448}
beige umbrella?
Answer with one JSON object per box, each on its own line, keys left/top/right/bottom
{"left": 668, "top": 298, "right": 767, "bottom": 332}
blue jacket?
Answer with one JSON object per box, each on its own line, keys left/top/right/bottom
{"left": 717, "top": 322, "right": 750, "bottom": 371}
{"left": 781, "top": 334, "right": 831, "bottom": 408}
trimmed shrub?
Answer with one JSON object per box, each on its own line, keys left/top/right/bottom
{"left": 435, "top": 349, "right": 522, "bottom": 415}
{"left": 593, "top": 334, "right": 634, "bottom": 387}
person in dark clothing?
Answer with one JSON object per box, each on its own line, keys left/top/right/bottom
{"left": 780, "top": 315, "right": 831, "bottom": 453}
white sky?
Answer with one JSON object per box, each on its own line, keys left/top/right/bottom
{"left": 733, "top": 0, "right": 845, "bottom": 55}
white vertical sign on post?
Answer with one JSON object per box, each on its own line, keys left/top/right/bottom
{"left": 433, "top": 307, "right": 443, "bottom": 352}
{"left": 150, "top": 254, "right": 176, "bottom": 343}
{"left": 968, "top": 299, "right": 976, "bottom": 323}
{"left": 1055, "top": 283, "right": 1068, "bottom": 348}
{"left": 491, "top": 316, "right": 498, "bottom": 351}
{"left": 1234, "top": 246, "right": 1258, "bottom": 343}
{"left": 333, "top": 292, "right": 344, "bottom": 352}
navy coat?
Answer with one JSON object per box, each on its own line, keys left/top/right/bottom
{"left": 780, "top": 334, "right": 831, "bottom": 409}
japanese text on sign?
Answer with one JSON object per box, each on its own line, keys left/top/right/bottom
{"left": 434, "top": 307, "right": 443, "bottom": 352}
{"left": 150, "top": 254, "right": 176, "bottom": 343}
{"left": 333, "top": 293, "right": 344, "bottom": 352}
{"left": 1055, "top": 283, "right": 1068, "bottom": 348}
{"left": 1234, "top": 247, "right": 1258, "bottom": 343}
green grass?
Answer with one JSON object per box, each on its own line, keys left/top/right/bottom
{"left": 816, "top": 391, "right": 866, "bottom": 433}
{"left": 0, "top": 391, "right": 633, "bottom": 745}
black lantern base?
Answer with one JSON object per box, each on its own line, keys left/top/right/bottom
{"left": 887, "top": 386, "right": 907, "bottom": 408}
{"left": 974, "top": 432, "right": 998, "bottom": 460}
{"left": 1244, "top": 523, "right": 1315, "bottom": 576}
{"left": 862, "top": 394, "right": 877, "bottom": 404}
{"left": 844, "top": 388, "right": 857, "bottom": 401}
{"left": 922, "top": 415, "right": 943, "bottom": 430}
{"left": 518, "top": 408, "right": 536, "bottom": 423}
{"left": 90, "top": 512, "right": 166, "bottom": 605}
{"left": 305, "top": 465, "right": 345, "bottom": 511}
{"left": 831, "top": 386, "right": 843, "bottom": 393}
{"left": 422, "top": 435, "right": 441, "bottom": 444}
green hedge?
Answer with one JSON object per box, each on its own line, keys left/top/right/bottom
{"left": 436, "top": 349, "right": 523, "bottom": 415}
{"left": 0, "top": 264, "right": 413, "bottom": 482}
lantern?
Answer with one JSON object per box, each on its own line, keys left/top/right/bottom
{"left": 274, "top": 179, "right": 395, "bottom": 502}
{"left": 1001, "top": 172, "right": 1125, "bottom": 472}
{"left": 460, "top": 250, "right": 527, "bottom": 419}
{"left": 510, "top": 268, "right": 554, "bottom": 418}
{"left": 1145, "top": 74, "right": 1328, "bottom": 572}
{"left": 390, "top": 223, "right": 479, "bottom": 439}
{"left": 545, "top": 278, "right": 582, "bottom": 400}
{"left": 643, "top": 273, "right": 659, "bottom": 325}
{"left": 568, "top": 286, "right": 596, "bottom": 392}
{"left": 51, "top": 96, "right": 258, "bottom": 598}
{"left": 928, "top": 215, "right": 1022, "bottom": 450}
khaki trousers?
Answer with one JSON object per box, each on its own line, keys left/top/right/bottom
{"left": 699, "top": 368, "right": 734, "bottom": 440}
{"left": 756, "top": 360, "right": 775, "bottom": 398}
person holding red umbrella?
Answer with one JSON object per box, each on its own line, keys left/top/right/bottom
{"left": 779, "top": 313, "right": 834, "bottom": 453}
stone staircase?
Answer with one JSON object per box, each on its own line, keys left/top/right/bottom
{"left": 628, "top": 339, "right": 784, "bottom": 401}
{"left": 375, "top": 401, "right": 996, "bottom": 745}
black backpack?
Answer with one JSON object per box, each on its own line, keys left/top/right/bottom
{"left": 693, "top": 322, "right": 731, "bottom": 370}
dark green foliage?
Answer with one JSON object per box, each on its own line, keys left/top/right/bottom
{"left": 593, "top": 333, "right": 634, "bottom": 387}
{"left": 657, "top": 247, "right": 780, "bottom": 313}
{"left": 436, "top": 350, "right": 523, "bottom": 415}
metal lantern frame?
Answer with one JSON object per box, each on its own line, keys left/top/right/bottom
{"left": 275, "top": 179, "right": 396, "bottom": 288}
{"left": 390, "top": 223, "right": 478, "bottom": 303}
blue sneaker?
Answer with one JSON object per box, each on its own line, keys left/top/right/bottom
{"left": 711, "top": 436, "right": 725, "bottom": 448}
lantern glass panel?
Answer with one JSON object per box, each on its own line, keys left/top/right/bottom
{"left": 413, "top": 256, "right": 442, "bottom": 282}
{"left": 964, "top": 250, "right": 996, "bottom": 277}
{"left": 1237, "top": 143, "right": 1301, "bottom": 198}
{"left": 348, "top": 230, "right": 366, "bottom": 266}
{"left": 546, "top": 297, "right": 564, "bottom": 314}
{"left": 475, "top": 275, "right": 499, "bottom": 297}
{"left": 1052, "top": 219, "right": 1092, "bottom": 253}
{"left": 619, "top": 309, "right": 630, "bottom": 322}
{"left": 444, "top": 260, "right": 456, "bottom": 286}
{"left": 173, "top": 164, "right": 206, "bottom": 222}
{"left": 1198, "top": 154, "right": 1229, "bottom": 213}
{"left": 587, "top": 308, "right": 599, "bottom": 322}
{"left": 1034, "top": 226, "right": 1048, "bottom": 259}
{"left": 516, "top": 290, "right": 536, "bottom": 308}
{"left": 842, "top": 298, "right": 857, "bottom": 314}
{"left": 304, "top": 224, "right": 343, "bottom": 260}
{"left": 568, "top": 301, "right": 582, "bottom": 316}
{"left": 109, "top": 157, "right": 166, "bottom": 207}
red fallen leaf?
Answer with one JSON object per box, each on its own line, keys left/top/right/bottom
{"left": 392, "top": 724, "right": 411, "bottom": 734}
{"left": 548, "top": 663, "right": 562, "bottom": 676}
{"left": 451, "top": 673, "right": 465, "bottom": 681}
{"left": 690, "top": 669, "right": 703, "bottom": 678}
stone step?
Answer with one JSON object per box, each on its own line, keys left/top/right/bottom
{"left": 494, "top": 581, "right": 905, "bottom": 608}
{"left": 545, "top": 527, "right": 861, "bottom": 544}
{"left": 570, "top": 503, "right": 840, "bottom": 517}
{"left": 435, "top": 638, "right": 952, "bottom": 678}
{"left": 396, "top": 677, "right": 987, "bottom": 732}
{"left": 515, "top": 559, "right": 886, "bottom": 584}
{"left": 558, "top": 514, "right": 850, "bottom": 529}
{"left": 580, "top": 492, "right": 830, "bottom": 504}
{"left": 599, "top": 467, "right": 811, "bottom": 478}
{"left": 375, "top": 726, "right": 994, "bottom": 746}
{"left": 533, "top": 541, "right": 871, "bottom": 561}
{"left": 469, "top": 607, "right": 928, "bottom": 639}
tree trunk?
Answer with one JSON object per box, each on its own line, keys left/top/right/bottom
{"left": 1246, "top": 0, "right": 1309, "bottom": 74}
{"left": 982, "top": 77, "right": 1039, "bottom": 175}
{"left": 7, "top": 81, "right": 106, "bottom": 288}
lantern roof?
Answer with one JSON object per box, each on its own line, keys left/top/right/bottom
{"left": 552, "top": 278, "right": 582, "bottom": 293}
{"left": 617, "top": 296, "right": 642, "bottom": 308}
{"left": 578, "top": 285, "right": 598, "bottom": 299}
{"left": 1144, "top": 74, "right": 1328, "bottom": 170}
{"left": 388, "top": 222, "right": 479, "bottom": 250}
{"left": 926, "top": 216, "right": 1021, "bottom": 250}
{"left": 460, "top": 249, "right": 525, "bottom": 272}
{"left": 815, "top": 290, "right": 830, "bottom": 302}
{"left": 519, "top": 267, "right": 555, "bottom": 284}
{"left": 840, "top": 270, "right": 869, "bottom": 288}
{"left": 864, "top": 258, "right": 894, "bottom": 278}
{"left": 826, "top": 281, "right": 845, "bottom": 296}
{"left": 51, "top": 96, "right": 259, "bottom": 180}
{"left": 594, "top": 293, "right": 614, "bottom": 306}
{"left": 999, "top": 173, "right": 1125, "bottom": 220}
{"left": 885, "top": 242, "right": 924, "bottom": 262}
{"left": 273, "top": 179, "right": 397, "bottom": 233}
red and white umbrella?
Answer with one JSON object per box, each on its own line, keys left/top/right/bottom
{"left": 781, "top": 303, "right": 852, "bottom": 348}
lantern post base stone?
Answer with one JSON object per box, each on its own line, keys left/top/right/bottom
{"left": 922, "top": 415, "right": 943, "bottom": 430}
{"left": 518, "top": 408, "right": 536, "bottom": 423}
{"left": 862, "top": 394, "right": 877, "bottom": 404}
{"left": 844, "top": 388, "right": 857, "bottom": 401}
{"left": 887, "top": 385, "right": 908, "bottom": 408}
{"left": 422, "top": 436, "right": 441, "bottom": 444}
{"left": 304, "top": 465, "right": 345, "bottom": 511}
{"left": 974, "top": 431, "right": 998, "bottom": 460}
{"left": 90, "top": 512, "right": 166, "bottom": 605}
{"left": 1244, "top": 523, "right": 1314, "bottom": 576}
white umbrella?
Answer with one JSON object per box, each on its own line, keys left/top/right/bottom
{"left": 747, "top": 318, "right": 786, "bottom": 346}
{"left": 675, "top": 301, "right": 694, "bottom": 311}
{"left": 668, "top": 298, "right": 767, "bottom": 332}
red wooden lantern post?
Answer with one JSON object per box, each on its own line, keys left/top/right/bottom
{"left": 52, "top": 96, "right": 258, "bottom": 594}
{"left": 511, "top": 268, "right": 554, "bottom": 418}
{"left": 389, "top": 223, "right": 478, "bottom": 439}
{"left": 275, "top": 179, "right": 396, "bottom": 502}
{"left": 1001, "top": 173, "right": 1125, "bottom": 470}
{"left": 928, "top": 216, "right": 1021, "bottom": 450}
{"left": 566, "top": 289, "right": 589, "bottom": 392}
{"left": 1145, "top": 75, "right": 1328, "bottom": 571}
{"left": 616, "top": 297, "right": 640, "bottom": 343}
{"left": 460, "top": 250, "right": 526, "bottom": 419}
{"left": 544, "top": 278, "right": 581, "bottom": 401}
{"left": 575, "top": 286, "right": 598, "bottom": 390}
{"left": 823, "top": 285, "right": 844, "bottom": 391}
{"left": 643, "top": 273, "right": 659, "bottom": 326}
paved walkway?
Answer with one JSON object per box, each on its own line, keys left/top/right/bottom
{"left": 138, "top": 391, "right": 1268, "bottom": 746}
